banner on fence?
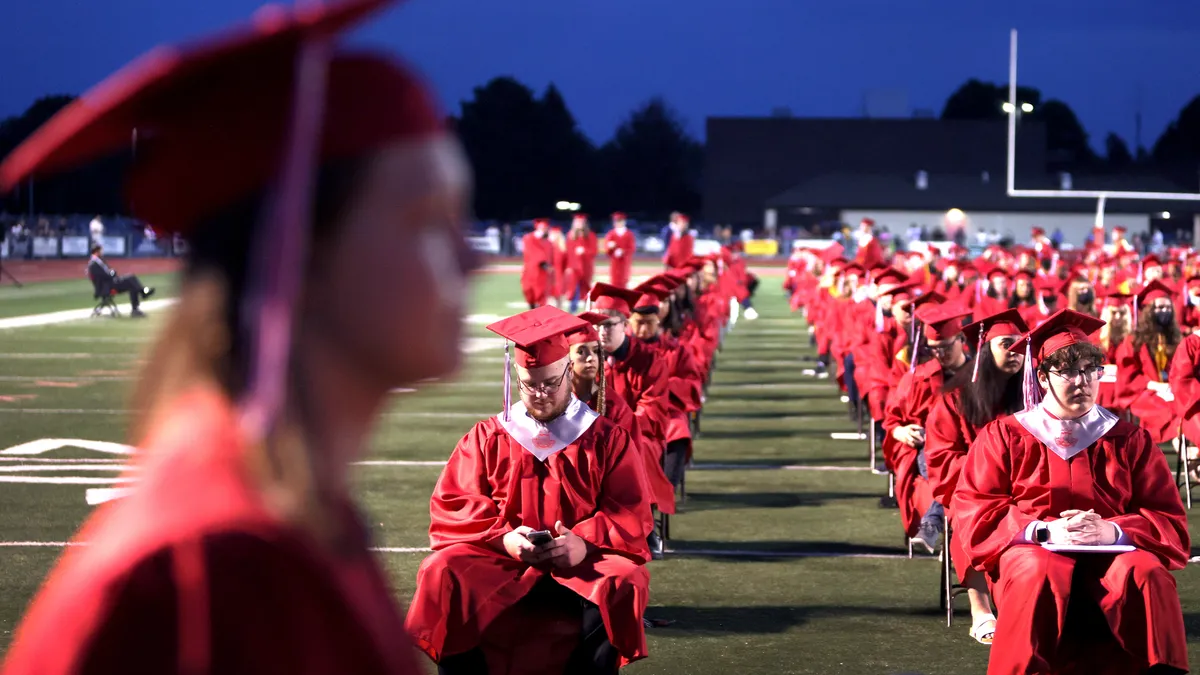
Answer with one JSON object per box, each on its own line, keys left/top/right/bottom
{"left": 61, "top": 236, "right": 90, "bottom": 256}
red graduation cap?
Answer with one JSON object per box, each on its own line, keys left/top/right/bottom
{"left": 533, "top": 218, "right": 550, "bottom": 229}
{"left": 566, "top": 311, "right": 609, "bottom": 345}
{"left": 1008, "top": 309, "right": 1106, "bottom": 410}
{"left": 910, "top": 291, "right": 946, "bottom": 311}
{"left": 961, "top": 308, "right": 1030, "bottom": 383}
{"left": 919, "top": 304, "right": 972, "bottom": 341}
{"left": 872, "top": 268, "right": 909, "bottom": 289}
{"left": 0, "top": 0, "right": 439, "bottom": 235}
{"left": 486, "top": 306, "right": 587, "bottom": 369}
{"left": 1031, "top": 226, "right": 1046, "bottom": 237}
{"left": 611, "top": 212, "right": 627, "bottom": 222}
{"left": 840, "top": 263, "right": 867, "bottom": 278}
{"left": 1138, "top": 279, "right": 1174, "bottom": 305}
{"left": 1102, "top": 290, "right": 1132, "bottom": 307}
{"left": 589, "top": 282, "right": 643, "bottom": 317}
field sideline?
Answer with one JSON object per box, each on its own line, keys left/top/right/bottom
{"left": 1, "top": 265, "right": 1198, "bottom": 674}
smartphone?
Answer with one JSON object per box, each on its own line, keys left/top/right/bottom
{"left": 526, "top": 530, "right": 554, "bottom": 546}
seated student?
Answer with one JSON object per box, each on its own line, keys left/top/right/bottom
{"left": 955, "top": 309, "right": 1190, "bottom": 675}
{"left": 1116, "top": 279, "right": 1183, "bottom": 444}
{"left": 87, "top": 244, "right": 155, "bottom": 316}
{"left": 406, "top": 306, "right": 650, "bottom": 675}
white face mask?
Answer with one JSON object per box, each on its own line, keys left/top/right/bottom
{"left": 614, "top": 223, "right": 626, "bottom": 233}
{"left": 535, "top": 229, "right": 546, "bottom": 238}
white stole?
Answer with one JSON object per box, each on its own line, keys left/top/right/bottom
{"left": 496, "top": 396, "right": 599, "bottom": 462}
{"left": 1014, "top": 402, "right": 1119, "bottom": 461}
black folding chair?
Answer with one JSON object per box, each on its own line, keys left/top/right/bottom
{"left": 1175, "top": 423, "right": 1197, "bottom": 510}
{"left": 939, "top": 526, "right": 968, "bottom": 627}
{"left": 88, "top": 270, "right": 120, "bottom": 318}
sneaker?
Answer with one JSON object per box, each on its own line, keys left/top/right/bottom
{"left": 910, "top": 517, "right": 944, "bottom": 554}
{"left": 647, "top": 532, "right": 664, "bottom": 560}
{"left": 130, "top": 309, "right": 147, "bottom": 318}
{"left": 142, "top": 287, "right": 156, "bottom": 299}
{"left": 744, "top": 307, "right": 759, "bottom": 320}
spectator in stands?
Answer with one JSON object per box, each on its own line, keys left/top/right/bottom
{"left": 87, "top": 244, "right": 155, "bottom": 317}
{"left": 89, "top": 215, "right": 105, "bottom": 244}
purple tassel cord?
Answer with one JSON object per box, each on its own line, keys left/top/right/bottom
{"left": 502, "top": 341, "right": 512, "bottom": 421}
{"left": 971, "top": 329, "right": 985, "bottom": 382}
{"left": 1021, "top": 339, "right": 1042, "bottom": 411}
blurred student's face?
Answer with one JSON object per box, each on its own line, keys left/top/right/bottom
{"left": 990, "top": 334, "right": 1025, "bottom": 374}
{"left": 628, "top": 311, "right": 660, "bottom": 340}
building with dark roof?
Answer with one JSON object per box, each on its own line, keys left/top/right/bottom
{"left": 704, "top": 116, "right": 1199, "bottom": 246}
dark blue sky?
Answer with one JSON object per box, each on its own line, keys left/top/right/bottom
{"left": 4, "top": 1, "right": 1199, "bottom": 153}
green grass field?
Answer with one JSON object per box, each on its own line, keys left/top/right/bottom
{"left": 1, "top": 270, "right": 1198, "bottom": 674}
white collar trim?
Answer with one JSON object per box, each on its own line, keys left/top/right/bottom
{"left": 496, "top": 396, "right": 599, "bottom": 461}
{"left": 1015, "top": 402, "right": 1119, "bottom": 460}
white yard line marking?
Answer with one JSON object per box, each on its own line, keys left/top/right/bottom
{"left": 372, "top": 547, "right": 434, "bottom": 553}
{"left": 712, "top": 382, "right": 827, "bottom": 390}
{"left": 0, "top": 476, "right": 135, "bottom": 484}
{"left": 0, "top": 298, "right": 177, "bottom": 330}
{"left": 0, "top": 457, "right": 123, "bottom": 463}
{"left": 0, "top": 375, "right": 133, "bottom": 382}
{"left": 0, "top": 353, "right": 99, "bottom": 359}
{"left": 0, "top": 465, "right": 130, "bottom": 472}
{"left": 355, "top": 460, "right": 448, "bottom": 467}
{"left": 0, "top": 408, "right": 128, "bottom": 414}
{"left": 692, "top": 463, "right": 871, "bottom": 472}
{"left": 664, "top": 549, "right": 928, "bottom": 560}
{"left": 2, "top": 438, "right": 134, "bottom": 455}
{"left": 830, "top": 432, "right": 868, "bottom": 441}
{"left": 0, "top": 542, "right": 84, "bottom": 547}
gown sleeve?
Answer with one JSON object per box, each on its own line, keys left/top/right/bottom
{"left": 1168, "top": 334, "right": 1200, "bottom": 419}
{"left": 925, "top": 392, "right": 969, "bottom": 509}
{"left": 1106, "top": 427, "right": 1191, "bottom": 570}
{"left": 569, "top": 427, "right": 652, "bottom": 562}
{"left": 952, "top": 420, "right": 1038, "bottom": 572}
{"left": 428, "top": 423, "right": 513, "bottom": 550}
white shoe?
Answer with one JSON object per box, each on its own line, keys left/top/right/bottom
{"left": 744, "top": 307, "right": 759, "bottom": 320}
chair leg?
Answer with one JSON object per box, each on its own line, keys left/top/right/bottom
{"left": 868, "top": 418, "right": 877, "bottom": 471}
{"left": 1184, "top": 445, "right": 1193, "bottom": 510}
{"left": 943, "top": 528, "right": 957, "bottom": 628}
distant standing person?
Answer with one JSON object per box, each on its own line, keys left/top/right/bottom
{"left": 565, "top": 213, "right": 597, "bottom": 312}
{"left": 521, "top": 219, "right": 554, "bottom": 308}
{"left": 605, "top": 212, "right": 635, "bottom": 288}
{"left": 662, "top": 212, "right": 694, "bottom": 269}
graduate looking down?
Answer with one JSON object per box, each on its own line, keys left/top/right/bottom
{"left": 406, "top": 306, "right": 651, "bottom": 675}
{"left": 954, "top": 309, "right": 1190, "bottom": 675}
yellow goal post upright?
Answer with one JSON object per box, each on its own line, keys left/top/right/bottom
{"left": 1005, "top": 29, "right": 1200, "bottom": 234}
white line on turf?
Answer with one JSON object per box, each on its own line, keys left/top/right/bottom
{"left": 692, "top": 464, "right": 870, "bottom": 472}
{"left": 0, "top": 476, "right": 135, "bottom": 484}
{"left": 0, "top": 353, "right": 99, "bottom": 359}
{"left": 0, "top": 457, "right": 123, "bottom": 463}
{"left": 0, "top": 299, "right": 177, "bottom": 330}
{"left": 0, "top": 465, "right": 130, "bottom": 472}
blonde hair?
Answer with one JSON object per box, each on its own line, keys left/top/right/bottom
{"left": 129, "top": 272, "right": 340, "bottom": 547}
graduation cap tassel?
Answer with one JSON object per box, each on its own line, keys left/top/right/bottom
{"left": 1133, "top": 295, "right": 1139, "bottom": 327}
{"left": 1137, "top": 261, "right": 1144, "bottom": 286}
{"left": 909, "top": 323, "right": 920, "bottom": 374}
{"left": 971, "top": 329, "right": 985, "bottom": 383}
{"left": 502, "top": 340, "right": 512, "bottom": 421}
{"left": 874, "top": 299, "right": 884, "bottom": 333}
{"left": 1021, "top": 338, "right": 1042, "bottom": 411}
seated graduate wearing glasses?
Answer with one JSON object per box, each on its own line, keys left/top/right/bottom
{"left": 954, "top": 309, "right": 1190, "bottom": 675}
{"left": 406, "top": 306, "right": 650, "bottom": 675}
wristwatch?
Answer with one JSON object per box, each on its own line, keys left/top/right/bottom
{"left": 1034, "top": 524, "right": 1050, "bottom": 544}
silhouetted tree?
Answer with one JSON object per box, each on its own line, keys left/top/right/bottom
{"left": 598, "top": 98, "right": 702, "bottom": 218}
{"left": 1105, "top": 132, "right": 1134, "bottom": 169}
{"left": 1153, "top": 95, "right": 1200, "bottom": 171}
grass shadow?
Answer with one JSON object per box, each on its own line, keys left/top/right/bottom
{"left": 702, "top": 410, "right": 847, "bottom": 421}
{"left": 645, "top": 604, "right": 943, "bottom": 637}
{"left": 667, "top": 540, "right": 909, "bottom": 561}
{"left": 682, "top": 491, "right": 880, "bottom": 511}
{"left": 692, "top": 457, "right": 869, "bottom": 468}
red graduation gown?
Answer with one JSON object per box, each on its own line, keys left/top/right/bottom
{"left": 663, "top": 232, "right": 694, "bottom": 269}
{"left": 520, "top": 233, "right": 554, "bottom": 306}
{"left": 1114, "top": 337, "right": 1179, "bottom": 444}
{"left": 607, "top": 336, "right": 676, "bottom": 514}
{"left": 1168, "top": 332, "right": 1200, "bottom": 445}
{"left": 603, "top": 229, "right": 636, "bottom": 288}
{"left": 406, "top": 415, "right": 650, "bottom": 667}
{"left": 953, "top": 416, "right": 1189, "bottom": 675}
{"left": 2, "top": 387, "right": 421, "bottom": 675}
{"left": 565, "top": 230, "right": 598, "bottom": 293}
{"left": 642, "top": 333, "right": 704, "bottom": 449}
{"left": 881, "top": 359, "right": 943, "bottom": 537}
{"left": 925, "top": 388, "right": 1010, "bottom": 575}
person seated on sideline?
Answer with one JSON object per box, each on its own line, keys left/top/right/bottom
{"left": 87, "top": 244, "right": 155, "bottom": 316}
{"left": 406, "top": 306, "right": 651, "bottom": 675}
{"left": 955, "top": 309, "right": 1190, "bottom": 675}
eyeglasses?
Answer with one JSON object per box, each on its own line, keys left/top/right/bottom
{"left": 926, "top": 340, "right": 960, "bottom": 354}
{"left": 518, "top": 365, "right": 570, "bottom": 397}
{"left": 1048, "top": 367, "right": 1105, "bottom": 383}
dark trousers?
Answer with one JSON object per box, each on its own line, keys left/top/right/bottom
{"left": 113, "top": 275, "right": 145, "bottom": 310}
{"left": 437, "top": 578, "right": 619, "bottom": 675}
{"left": 664, "top": 439, "right": 689, "bottom": 487}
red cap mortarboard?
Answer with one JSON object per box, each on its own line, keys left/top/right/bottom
{"left": 589, "top": 282, "right": 642, "bottom": 317}
{"left": 612, "top": 212, "right": 627, "bottom": 221}
{"left": 840, "top": 263, "right": 867, "bottom": 278}
{"left": 0, "top": 0, "right": 442, "bottom": 235}
{"left": 1142, "top": 254, "right": 1163, "bottom": 267}
{"left": 1009, "top": 308, "right": 1104, "bottom": 362}
{"left": 1031, "top": 227, "right": 1046, "bottom": 237}
{"left": 860, "top": 218, "right": 875, "bottom": 229}
{"left": 486, "top": 306, "right": 587, "bottom": 369}
{"left": 919, "top": 305, "right": 972, "bottom": 341}
{"left": 872, "top": 269, "right": 909, "bottom": 290}
{"left": 910, "top": 291, "right": 946, "bottom": 311}
{"left": 534, "top": 218, "right": 550, "bottom": 229}
{"left": 1138, "top": 279, "right": 1174, "bottom": 305}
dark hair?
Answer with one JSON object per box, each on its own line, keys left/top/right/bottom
{"left": 943, "top": 348, "right": 1023, "bottom": 428}
{"left": 1038, "top": 342, "right": 1105, "bottom": 374}
{"left": 1131, "top": 301, "right": 1181, "bottom": 358}
{"left": 1008, "top": 291, "right": 1033, "bottom": 309}
{"left": 183, "top": 158, "right": 365, "bottom": 398}
{"left": 90, "top": 244, "right": 102, "bottom": 255}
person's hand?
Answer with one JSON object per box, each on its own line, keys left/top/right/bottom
{"left": 892, "top": 424, "right": 924, "bottom": 448}
{"left": 1060, "top": 510, "right": 1117, "bottom": 545}
{"left": 614, "top": 249, "right": 624, "bottom": 258}
{"left": 502, "top": 526, "right": 541, "bottom": 563}
{"left": 537, "top": 521, "right": 592, "bottom": 569}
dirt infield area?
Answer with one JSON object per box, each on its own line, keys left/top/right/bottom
{"left": 2, "top": 258, "right": 182, "bottom": 284}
